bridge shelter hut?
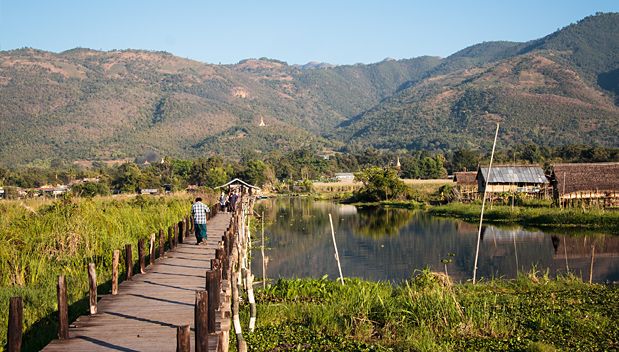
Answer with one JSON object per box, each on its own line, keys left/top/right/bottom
{"left": 477, "top": 165, "right": 549, "bottom": 198}
{"left": 550, "top": 162, "right": 619, "bottom": 208}
{"left": 453, "top": 172, "right": 478, "bottom": 200}
{"left": 214, "top": 178, "right": 261, "bottom": 196}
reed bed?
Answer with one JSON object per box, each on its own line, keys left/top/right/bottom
{"left": 0, "top": 192, "right": 206, "bottom": 351}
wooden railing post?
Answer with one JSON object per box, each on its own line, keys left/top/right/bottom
{"left": 57, "top": 275, "right": 69, "bottom": 339}
{"left": 125, "top": 244, "right": 133, "bottom": 281}
{"left": 112, "top": 250, "right": 119, "bottom": 295}
{"left": 195, "top": 291, "right": 209, "bottom": 352}
{"left": 179, "top": 220, "right": 185, "bottom": 244}
{"left": 149, "top": 233, "right": 156, "bottom": 265}
{"left": 8, "top": 296, "right": 23, "bottom": 352}
{"left": 159, "top": 229, "right": 165, "bottom": 258}
{"left": 174, "top": 222, "right": 179, "bottom": 247}
{"left": 168, "top": 226, "right": 174, "bottom": 251}
{"left": 88, "top": 263, "right": 97, "bottom": 315}
{"left": 206, "top": 270, "right": 220, "bottom": 333}
{"left": 177, "top": 325, "right": 190, "bottom": 352}
{"left": 216, "top": 248, "right": 227, "bottom": 280}
{"left": 138, "top": 238, "right": 146, "bottom": 273}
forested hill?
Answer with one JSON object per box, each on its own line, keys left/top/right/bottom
{"left": 335, "top": 12, "right": 619, "bottom": 151}
{"left": 1, "top": 12, "right": 619, "bottom": 168}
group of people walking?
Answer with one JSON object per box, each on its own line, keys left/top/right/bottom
{"left": 190, "top": 188, "right": 241, "bottom": 245}
{"left": 219, "top": 190, "right": 239, "bottom": 213}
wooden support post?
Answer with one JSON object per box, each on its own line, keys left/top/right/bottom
{"left": 177, "top": 325, "right": 190, "bottom": 352}
{"left": 138, "top": 238, "right": 146, "bottom": 274}
{"left": 57, "top": 275, "right": 69, "bottom": 339}
{"left": 88, "top": 263, "right": 97, "bottom": 315}
{"left": 149, "top": 233, "right": 156, "bottom": 266}
{"left": 195, "top": 291, "right": 209, "bottom": 352}
{"left": 159, "top": 229, "right": 165, "bottom": 258}
{"left": 174, "top": 222, "right": 179, "bottom": 247}
{"left": 8, "top": 297, "right": 23, "bottom": 352}
{"left": 216, "top": 248, "right": 227, "bottom": 280}
{"left": 211, "top": 259, "right": 221, "bottom": 283}
{"left": 206, "top": 270, "right": 220, "bottom": 333}
{"left": 179, "top": 220, "right": 185, "bottom": 244}
{"left": 168, "top": 226, "right": 174, "bottom": 251}
{"left": 112, "top": 250, "right": 119, "bottom": 295}
{"left": 125, "top": 244, "right": 133, "bottom": 281}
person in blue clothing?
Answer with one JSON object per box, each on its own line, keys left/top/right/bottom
{"left": 219, "top": 192, "right": 228, "bottom": 213}
{"left": 191, "top": 197, "right": 210, "bottom": 245}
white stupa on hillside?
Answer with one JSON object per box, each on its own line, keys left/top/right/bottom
{"left": 259, "top": 117, "right": 266, "bottom": 126}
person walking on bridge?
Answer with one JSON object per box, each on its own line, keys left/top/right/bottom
{"left": 191, "top": 197, "right": 210, "bottom": 245}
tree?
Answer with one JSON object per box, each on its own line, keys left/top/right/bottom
{"left": 418, "top": 157, "right": 447, "bottom": 179}
{"left": 110, "top": 162, "right": 141, "bottom": 193}
{"left": 451, "top": 149, "right": 479, "bottom": 172}
{"left": 354, "top": 167, "right": 409, "bottom": 201}
{"left": 243, "top": 159, "right": 267, "bottom": 187}
{"left": 72, "top": 181, "right": 110, "bottom": 197}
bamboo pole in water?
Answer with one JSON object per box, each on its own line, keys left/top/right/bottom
{"left": 473, "top": 123, "right": 500, "bottom": 285}
{"left": 590, "top": 245, "right": 595, "bottom": 284}
{"left": 262, "top": 211, "right": 265, "bottom": 290}
{"left": 329, "top": 214, "right": 345, "bottom": 285}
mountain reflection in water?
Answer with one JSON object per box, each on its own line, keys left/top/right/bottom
{"left": 251, "top": 197, "right": 619, "bottom": 284}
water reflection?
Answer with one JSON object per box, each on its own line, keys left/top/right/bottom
{"left": 252, "top": 197, "right": 619, "bottom": 284}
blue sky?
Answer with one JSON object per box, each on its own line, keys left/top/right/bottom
{"left": 1, "top": 0, "right": 617, "bottom": 65}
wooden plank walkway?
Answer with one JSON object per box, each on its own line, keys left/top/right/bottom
{"left": 42, "top": 212, "right": 232, "bottom": 352}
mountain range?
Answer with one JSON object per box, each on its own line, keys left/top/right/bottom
{"left": 1, "top": 12, "right": 618, "bottom": 168}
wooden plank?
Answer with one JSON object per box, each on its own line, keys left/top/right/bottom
{"left": 41, "top": 213, "right": 233, "bottom": 352}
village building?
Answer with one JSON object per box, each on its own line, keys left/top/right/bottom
{"left": 139, "top": 188, "right": 159, "bottom": 195}
{"left": 453, "top": 171, "right": 478, "bottom": 200}
{"left": 550, "top": 162, "right": 619, "bottom": 202}
{"left": 333, "top": 173, "right": 355, "bottom": 181}
{"left": 476, "top": 165, "right": 549, "bottom": 196}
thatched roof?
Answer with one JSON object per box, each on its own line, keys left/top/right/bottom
{"left": 478, "top": 164, "right": 548, "bottom": 184}
{"left": 453, "top": 172, "right": 477, "bottom": 186}
{"left": 552, "top": 162, "right": 619, "bottom": 196}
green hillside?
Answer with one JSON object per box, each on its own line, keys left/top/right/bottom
{"left": 1, "top": 12, "right": 619, "bottom": 167}
{"left": 336, "top": 12, "right": 619, "bottom": 152}
{"left": 0, "top": 49, "right": 441, "bottom": 167}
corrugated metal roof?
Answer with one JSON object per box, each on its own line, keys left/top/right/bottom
{"left": 479, "top": 165, "right": 548, "bottom": 184}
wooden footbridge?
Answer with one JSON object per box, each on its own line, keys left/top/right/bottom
{"left": 32, "top": 198, "right": 254, "bottom": 352}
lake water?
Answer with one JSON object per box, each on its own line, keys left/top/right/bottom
{"left": 250, "top": 197, "right": 619, "bottom": 284}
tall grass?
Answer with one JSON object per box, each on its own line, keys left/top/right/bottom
{"left": 0, "top": 193, "right": 202, "bottom": 351}
{"left": 236, "top": 270, "right": 618, "bottom": 351}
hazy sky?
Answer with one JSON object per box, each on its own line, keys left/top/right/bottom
{"left": 1, "top": 0, "right": 617, "bottom": 65}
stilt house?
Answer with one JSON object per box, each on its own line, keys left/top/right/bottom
{"left": 550, "top": 162, "right": 619, "bottom": 200}
{"left": 453, "top": 172, "right": 478, "bottom": 199}
{"left": 477, "top": 165, "right": 549, "bottom": 196}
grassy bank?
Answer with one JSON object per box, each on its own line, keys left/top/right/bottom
{"left": 232, "top": 272, "right": 619, "bottom": 351}
{"left": 429, "top": 202, "right": 619, "bottom": 234}
{"left": 0, "top": 192, "right": 216, "bottom": 351}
